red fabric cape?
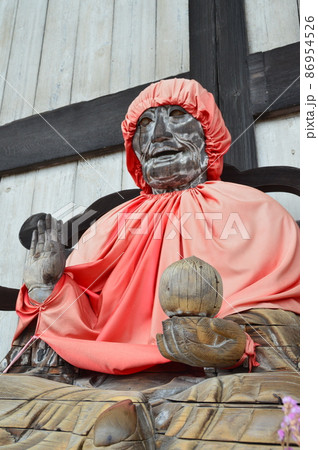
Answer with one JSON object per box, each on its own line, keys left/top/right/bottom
{"left": 14, "top": 181, "right": 300, "bottom": 375}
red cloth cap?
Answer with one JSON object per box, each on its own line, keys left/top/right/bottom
{"left": 121, "top": 78, "right": 231, "bottom": 193}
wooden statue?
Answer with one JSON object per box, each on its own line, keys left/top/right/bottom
{"left": 0, "top": 79, "right": 300, "bottom": 448}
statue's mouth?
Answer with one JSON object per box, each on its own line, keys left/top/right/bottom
{"left": 151, "top": 148, "right": 182, "bottom": 160}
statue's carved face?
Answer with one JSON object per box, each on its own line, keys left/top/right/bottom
{"left": 132, "top": 105, "right": 208, "bottom": 193}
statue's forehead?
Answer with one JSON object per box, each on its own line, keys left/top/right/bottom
{"left": 140, "top": 104, "right": 188, "bottom": 115}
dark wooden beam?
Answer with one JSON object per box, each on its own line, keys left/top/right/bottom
{"left": 188, "top": 0, "right": 218, "bottom": 101}
{"left": 248, "top": 42, "right": 300, "bottom": 118}
{"left": 0, "top": 286, "right": 19, "bottom": 311}
{"left": 214, "top": 0, "right": 257, "bottom": 170}
{"left": 0, "top": 73, "right": 190, "bottom": 176}
{"left": 221, "top": 164, "right": 300, "bottom": 196}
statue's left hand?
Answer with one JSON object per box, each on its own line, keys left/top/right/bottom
{"left": 156, "top": 316, "right": 246, "bottom": 368}
{"left": 23, "top": 214, "right": 66, "bottom": 302}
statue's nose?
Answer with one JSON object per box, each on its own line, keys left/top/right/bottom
{"left": 151, "top": 114, "right": 173, "bottom": 143}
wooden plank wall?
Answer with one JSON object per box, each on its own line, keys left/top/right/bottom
{"left": 0, "top": 0, "right": 189, "bottom": 360}
{"left": 244, "top": 0, "right": 300, "bottom": 219}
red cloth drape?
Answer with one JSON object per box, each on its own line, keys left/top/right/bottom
{"left": 14, "top": 182, "right": 300, "bottom": 375}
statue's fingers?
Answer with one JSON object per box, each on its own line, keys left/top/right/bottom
{"left": 171, "top": 324, "right": 209, "bottom": 366}
{"left": 161, "top": 320, "right": 192, "bottom": 365}
{"left": 162, "top": 319, "right": 181, "bottom": 356}
{"left": 29, "top": 229, "right": 38, "bottom": 257}
{"left": 50, "top": 216, "right": 58, "bottom": 242}
{"left": 156, "top": 334, "right": 174, "bottom": 360}
{"left": 57, "top": 220, "right": 63, "bottom": 244}
{"left": 45, "top": 214, "right": 52, "bottom": 234}
{"left": 42, "top": 214, "right": 52, "bottom": 251}
{"left": 36, "top": 219, "right": 45, "bottom": 254}
{"left": 156, "top": 333, "right": 186, "bottom": 364}
{"left": 209, "top": 318, "right": 245, "bottom": 341}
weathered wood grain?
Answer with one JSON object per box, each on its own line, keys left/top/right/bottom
{"left": 111, "top": 0, "right": 156, "bottom": 92}
{"left": 248, "top": 43, "right": 300, "bottom": 118}
{"left": 157, "top": 437, "right": 282, "bottom": 449}
{"left": 225, "top": 308, "right": 300, "bottom": 372}
{"left": 159, "top": 256, "right": 223, "bottom": 318}
{"left": 71, "top": 0, "right": 114, "bottom": 103}
{"left": 0, "top": 370, "right": 300, "bottom": 448}
{"left": 160, "top": 372, "right": 299, "bottom": 404}
{"left": 31, "top": 162, "right": 77, "bottom": 217}
{"left": 156, "top": 257, "right": 247, "bottom": 368}
{"left": 157, "top": 316, "right": 246, "bottom": 368}
{"left": 245, "top": 325, "right": 299, "bottom": 347}
{"left": 244, "top": 0, "right": 300, "bottom": 53}
{"left": 160, "top": 406, "right": 285, "bottom": 442}
{"left": 0, "top": 0, "right": 47, "bottom": 126}
{"left": 150, "top": 372, "right": 299, "bottom": 445}
{"left": 33, "top": 0, "right": 80, "bottom": 113}
{"left": 0, "top": 375, "right": 154, "bottom": 449}
{"left": 74, "top": 151, "right": 123, "bottom": 212}
{"left": 0, "top": 0, "right": 18, "bottom": 115}
{"left": 226, "top": 308, "right": 300, "bottom": 327}
{"left": 156, "top": 0, "right": 189, "bottom": 80}
{"left": 0, "top": 374, "right": 155, "bottom": 448}
{"left": 253, "top": 346, "right": 299, "bottom": 372}
{"left": 0, "top": 172, "right": 36, "bottom": 360}
{"left": 1, "top": 322, "right": 78, "bottom": 383}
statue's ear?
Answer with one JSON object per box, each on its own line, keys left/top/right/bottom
{"left": 19, "top": 212, "right": 47, "bottom": 249}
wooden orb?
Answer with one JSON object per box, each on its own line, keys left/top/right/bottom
{"left": 159, "top": 256, "right": 223, "bottom": 317}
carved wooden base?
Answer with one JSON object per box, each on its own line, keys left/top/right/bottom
{"left": 0, "top": 308, "right": 300, "bottom": 447}
{"left": 0, "top": 374, "right": 156, "bottom": 449}
{"left": 0, "top": 371, "right": 299, "bottom": 448}
{"left": 226, "top": 308, "right": 300, "bottom": 372}
{"left": 151, "top": 372, "right": 299, "bottom": 448}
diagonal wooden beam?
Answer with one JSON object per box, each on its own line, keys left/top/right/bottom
{"left": 0, "top": 73, "right": 190, "bottom": 176}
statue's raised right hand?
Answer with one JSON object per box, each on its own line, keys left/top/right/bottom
{"left": 23, "top": 214, "right": 66, "bottom": 302}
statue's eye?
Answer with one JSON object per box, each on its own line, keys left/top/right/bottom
{"left": 170, "top": 109, "right": 186, "bottom": 118}
{"left": 139, "top": 117, "right": 152, "bottom": 127}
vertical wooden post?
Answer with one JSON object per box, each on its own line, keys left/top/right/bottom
{"left": 215, "top": 0, "right": 257, "bottom": 169}
{"left": 189, "top": 0, "right": 257, "bottom": 170}
{"left": 188, "top": 0, "right": 218, "bottom": 102}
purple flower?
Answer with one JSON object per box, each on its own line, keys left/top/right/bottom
{"left": 278, "top": 428, "right": 285, "bottom": 441}
{"left": 278, "top": 396, "right": 300, "bottom": 447}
